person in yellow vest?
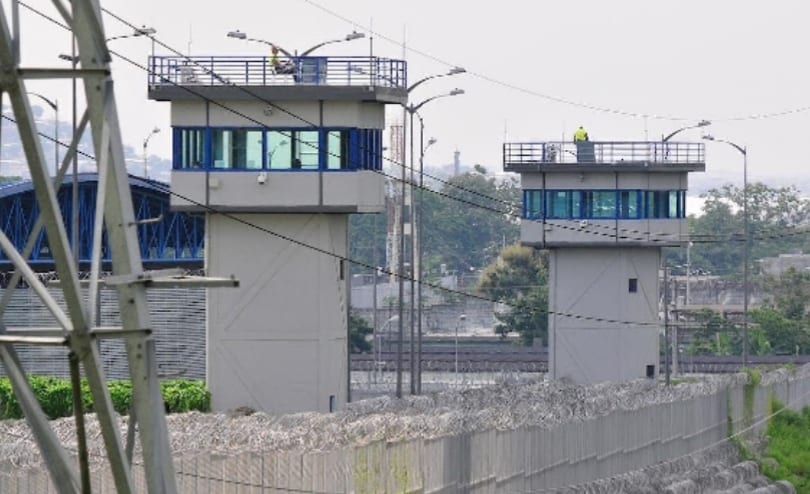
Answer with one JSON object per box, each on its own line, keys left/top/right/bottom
{"left": 573, "top": 126, "right": 589, "bottom": 142}
{"left": 269, "top": 46, "right": 281, "bottom": 73}
{"left": 573, "top": 126, "right": 595, "bottom": 162}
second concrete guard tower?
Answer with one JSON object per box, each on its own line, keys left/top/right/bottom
{"left": 149, "top": 54, "right": 406, "bottom": 412}
{"left": 503, "top": 140, "right": 705, "bottom": 383}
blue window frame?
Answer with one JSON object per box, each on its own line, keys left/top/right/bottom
{"left": 522, "top": 189, "right": 686, "bottom": 220}
{"left": 646, "top": 190, "right": 685, "bottom": 219}
{"left": 211, "top": 129, "right": 263, "bottom": 169}
{"left": 579, "top": 190, "right": 616, "bottom": 219}
{"left": 173, "top": 127, "right": 207, "bottom": 169}
{"left": 172, "top": 127, "right": 382, "bottom": 171}
{"left": 546, "top": 191, "right": 571, "bottom": 219}
{"left": 619, "top": 190, "right": 642, "bottom": 219}
{"left": 523, "top": 190, "right": 543, "bottom": 219}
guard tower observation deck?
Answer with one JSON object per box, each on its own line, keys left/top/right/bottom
{"left": 505, "top": 139, "right": 705, "bottom": 384}
{"left": 148, "top": 54, "right": 406, "bottom": 414}
{"left": 148, "top": 55, "right": 407, "bottom": 214}
{"left": 504, "top": 140, "right": 705, "bottom": 248}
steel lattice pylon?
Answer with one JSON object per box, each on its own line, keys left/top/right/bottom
{"left": 0, "top": 0, "right": 177, "bottom": 492}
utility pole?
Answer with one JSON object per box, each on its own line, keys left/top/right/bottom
{"left": 672, "top": 272, "right": 678, "bottom": 375}
{"left": 663, "top": 264, "right": 671, "bottom": 385}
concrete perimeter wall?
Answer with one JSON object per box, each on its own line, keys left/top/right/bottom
{"left": 6, "top": 369, "right": 810, "bottom": 493}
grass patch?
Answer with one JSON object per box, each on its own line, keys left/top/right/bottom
{"left": 760, "top": 400, "right": 810, "bottom": 492}
{"left": 670, "top": 377, "right": 701, "bottom": 386}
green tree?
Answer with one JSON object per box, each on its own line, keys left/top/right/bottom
{"left": 478, "top": 245, "right": 548, "bottom": 346}
{"left": 685, "top": 183, "right": 810, "bottom": 276}
{"left": 754, "top": 268, "right": 810, "bottom": 354}
{"left": 348, "top": 212, "right": 387, "bottom": 275}
{"left": 421, "top": 166, "right": 520, "bottom": 276}
{"left": 687, "top": 309, "right": 736, "bottom": 356}
{"left": 349, "top": 314, "right": 373, "bottom": 353}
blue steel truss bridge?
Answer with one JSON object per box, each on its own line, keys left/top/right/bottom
{"left": 0, "top": 173, "right": 203, "bottom": 274}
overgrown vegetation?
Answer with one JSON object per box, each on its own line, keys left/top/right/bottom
{"left": 0, "top": 377, "right": 210, "bottom": 420}
{"left": 349, "top": 314, "right": 373, "bottom": 353}
{"left": 478, "top": 245, "right": 548, "bottom": 346}
{"left": 760, "top": 400, "right": 810, "bottom": 492}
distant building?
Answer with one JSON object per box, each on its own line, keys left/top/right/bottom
{"left": 760, "top": 253, "right": 810, "bottom": 277}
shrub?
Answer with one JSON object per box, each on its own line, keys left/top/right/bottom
{"left": 0, "top": 377, "right": 210, "bottom": 420}
{"left": 160, "top": 379, "right": 211, "bottom": 413}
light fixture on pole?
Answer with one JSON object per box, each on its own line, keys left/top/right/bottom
{"left": 27, "top": 92, "right": 58, "bottom": 177}
{"left": 107, "top": 26, "right": 158, "bottom": 58}
{"left": 662, "top": 120, "right": 711, "bottom": 142}
{"left": 702, "top": 134, "right": 749, "bottom": 366}
{"left": 661, "top": 120, "right": 711, "bottom": 161}
{"left": 226, "top": 30, "right": 364, "bottom": 57}
{"left": 404, "top": 87, "right": 465, "bottom": 395}
{"left": 142, "top": 127, "right": 160, "bottom": 179}
{"left": 407, "top": 66, "right": 466, "bottom": 93}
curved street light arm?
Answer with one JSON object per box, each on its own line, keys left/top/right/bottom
{"left": 703, "top": 135, "right": 746, "bottom": 156}
{"left": 301, "top": 31, "right": 364, "bottom": 56}
{"left": 107, "top": 27, "right": 156, "bottom": 44}
{"left": 663, "top": 120, "right": 711, "bottom": 142}
{"left": 250, "top": 38, "right": 295, "bottom": 58}
{"left": 407, "top": 67, "right": 465, "bottom": 93}
{"left": 407, "top": 73, "right": 442, "bottom": 93}
{"left": 410, "top": 89, "right": 464, "bottom": 113}
{"left": 300, "top": 38, "right": 343, "bottom": 56}
{"left": 143, "top": 128, "right": 161, "bottom": 148}
{"left": 228, "top": 33, "right": 295, "bottom": 58}
{"left": 28, "top": 92, "right": 57, "bottom": 111}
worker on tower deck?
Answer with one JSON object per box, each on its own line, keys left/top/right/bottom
{"left": 269, "top": 46, "right": 280, "bottom": 71}
{"left": 573, "top": 126, "right": 595, "bottom": 162}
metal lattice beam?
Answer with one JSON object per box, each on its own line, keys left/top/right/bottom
{"left": 0, "top": 0, "right": 178, "bottom": 491}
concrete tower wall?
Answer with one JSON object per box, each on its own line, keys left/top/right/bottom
{"left": 171, "top": 100, "right": 385, "bottom": 129}
{"left": 206, "top": 213, "right": 349, "bottom": 413}
{"left": 549, "top": 247, "right": 660, "bottom": 384}
{"left": 521, "top": 171, "right": 688, "bottom": 190}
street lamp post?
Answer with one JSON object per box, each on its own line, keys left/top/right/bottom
{"left": 686, "top": 241, "right": 693, "bottom": 306}
{"left": 703, "top": 135, "right": 749, "bottom": 366}
{"left": 142, "top": 127, "right": 160, "bottom": 179}
{"left": 391, "top": 67, "right": 465, "bottom": 398}
{"left": 403, "top": 88, "right": 465, "bottom": 395}
{"left": 27, "top": 92, "right": 58, "bottom": 176}
{"left": 415, "top": 133, "right": 436, "bottom": 395}
{"left": 456, "top": 314, "right": 466, "bottom": 385}
{"left": 57, "top": 46, "right": 80, "bottom": 268}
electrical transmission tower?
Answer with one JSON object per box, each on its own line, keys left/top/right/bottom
{"left": 0, "top": 1, "right": 232, "bottom": 492}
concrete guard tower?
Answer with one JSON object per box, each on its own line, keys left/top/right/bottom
{"left": 503, "top": 141, "right": 705, "bottom": 383}
{"left": 149, "top": 55, "right": 406, "bottom": 412}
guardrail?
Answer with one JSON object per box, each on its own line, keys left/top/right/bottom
{"left": 504, "top": 141, "right": 705, "bottom": 167}
{"left": 148, "top": 55, "right": 407, "bottom": 89}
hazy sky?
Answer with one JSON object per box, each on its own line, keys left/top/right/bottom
{"left": 16, "top": 0, "right": 810, "bottom": 192}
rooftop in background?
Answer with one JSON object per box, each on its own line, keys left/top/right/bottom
{"left": 503, "top": 141, "right": 706, "bottom": 173}
{"left": 147, "top": 55, "right": 408, "bottom": 104}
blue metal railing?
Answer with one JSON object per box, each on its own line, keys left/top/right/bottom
{"left": 149, "top": 56, "right": 407, "bottom": 89}
{"left": 503, "top": 141, "right": 705, "bottom": 168}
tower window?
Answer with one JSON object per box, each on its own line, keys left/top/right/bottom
{"left": 628, "top": 278, "right": 638, "bottom": 293}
